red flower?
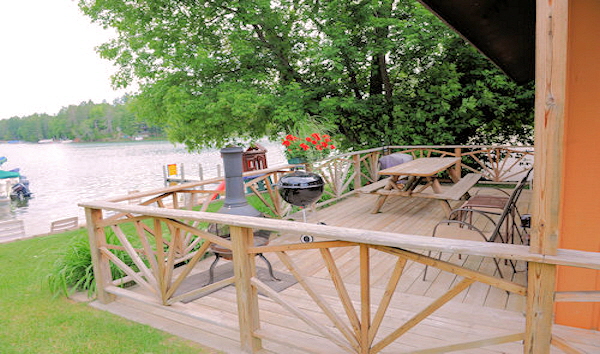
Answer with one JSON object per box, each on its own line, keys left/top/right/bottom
{"left": 283, "top": 132, "right": 337, "bottom": 160}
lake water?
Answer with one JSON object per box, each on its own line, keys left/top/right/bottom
{"left": 0, "top": 140, "right": 286, "bottom": 237}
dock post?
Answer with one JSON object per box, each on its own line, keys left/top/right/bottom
{"left": 198, "top": 164, "right": 204, "bottom": 189}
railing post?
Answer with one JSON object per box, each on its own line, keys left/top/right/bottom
{"left": 84, "top": 207, "right": 115, "bottom": 304}
{"left": 453, "top": 147, "right": 462, "bottom": 181}
{"left": 525, "top": 262, "right": 556, "bottom": 353}
{"left": 230, "top": 225, "right": 262, "bottom": 353}
{"left": 360, "top": 244, "right": 370, "bottom": 353}
{"left": 353, "top": 154, "right": 362, "bottom": 191}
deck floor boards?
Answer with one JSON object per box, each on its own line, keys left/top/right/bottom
{"left": 88, "top": 187, "right": 600, "bottom": 353}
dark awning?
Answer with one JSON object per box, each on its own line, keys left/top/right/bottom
{"left": 418, "top": 0, "right": 535, "bottom": 84}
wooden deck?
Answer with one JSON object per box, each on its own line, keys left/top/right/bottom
{"left": 85, "top": 187, "right": 600, "bottom": 353}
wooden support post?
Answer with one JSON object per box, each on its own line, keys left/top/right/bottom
{"left": 526, "top": 262, "right": 557, "bottom": 353}
{"left": 230, "top": 226, "right": 262, "bottom": 353}
{"left": 525, "top": 0, "right": 569, "bottom": 352}
{"left": 531, "top": 0, "right": 567, "bottom": 257}
{"left": 370, "top": 152, "right": 380, "bottom": 182}
{"left": 84, "top": 207, "right": 115, "bottom": 304}
{"left": 353, "top": 154, "right": 362, "bottom": 192}
{"left": 452, "top": 147, "right": 462, "bottom": 181}
{"left": 360, "top": 244, "right": 370, "bottom": 353}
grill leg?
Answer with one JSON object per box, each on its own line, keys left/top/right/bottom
{"left": 258, "top": 253, "right": 280, "bottom": 281}
{"left": 205, "top": 253, "right": 221, "bottom": 286}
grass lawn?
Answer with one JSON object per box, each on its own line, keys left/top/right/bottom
{"left": 0, "top": 230, "right": 218, "bottom": 354}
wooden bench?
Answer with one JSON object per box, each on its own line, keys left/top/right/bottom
{"left": 358, "top": 177, "right": 392, "bottom": 193}
{"left": 419, "top": 173, "right": 481, "bottom": 217}
{"left": 359, "top": 177, "right": 411, "bottom": 194}
{"left": 373, "top": 173, "right": 481, "bottom": 216}
{"left": 416, "top": 173, "right": 482, "bottom": 201}
{"left": 50, "top": 217, "right": 79, "bottom": 233}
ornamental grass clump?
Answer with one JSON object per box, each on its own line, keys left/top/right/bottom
{"left": 282, "top": 133, "right": 336, "bottom": 162}
{"left": 47, "top": 229, "right": 137, "bottom": 297}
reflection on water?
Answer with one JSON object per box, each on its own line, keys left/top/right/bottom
{"left": 0, "top": 140, "right": 285, "bottom": 237}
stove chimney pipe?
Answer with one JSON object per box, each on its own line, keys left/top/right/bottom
{"left": 219, "top": 146, "right": 262, "bottom": 217}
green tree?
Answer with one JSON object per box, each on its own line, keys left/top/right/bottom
{"left": 0, "top": 98, "right": 161, "bottom": 143}
{"left": 78, "top": 0, "right": 533, "bottom": 150}
{"left": 0, "top": 117, "right": 24, "bottom": 140}
{"left": 48, "top": 116, "right": 68, "bottom": 140}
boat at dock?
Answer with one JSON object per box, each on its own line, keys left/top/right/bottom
{"left": 0, "top": 157, "right": 32, "bottom": 201}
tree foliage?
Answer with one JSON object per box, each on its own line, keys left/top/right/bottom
{"left": 79, "top": 0, "right": 534, "bottom": 151}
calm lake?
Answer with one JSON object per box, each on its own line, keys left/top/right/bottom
{"left": 0, "top": 140, "right": 286, "bottom": 237}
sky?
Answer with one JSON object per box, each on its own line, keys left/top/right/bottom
{"left": 0, "top": 0, "right": 131, "bottom": 119}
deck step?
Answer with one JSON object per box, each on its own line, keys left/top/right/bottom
{"left": 91, "top": 297, "right": 245, "bottom": 353}
{"left": 185, "top": 277, "right": 527, "bottom": 352}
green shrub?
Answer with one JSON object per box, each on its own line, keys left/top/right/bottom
{"left": 47, "top": 229, "right": 137, "bottom": 298}
{"left": 46, "top": 230, "right": 96, "bottom": 297}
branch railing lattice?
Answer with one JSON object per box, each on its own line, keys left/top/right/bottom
{"left": 82, "top": 174, "right": 600, "bottom": 353}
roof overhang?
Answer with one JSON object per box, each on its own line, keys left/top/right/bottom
{"left": 418, "top": 0, "right": 535, "bottom": 84}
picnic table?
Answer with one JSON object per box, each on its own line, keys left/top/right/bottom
{"left": 370, "top": 157, "right": 481, "bottom": 216}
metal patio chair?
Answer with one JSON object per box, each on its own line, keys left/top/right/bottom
{"left": 423, "top": 176, "right": 529, "bottom": 280}
{"left": 459, "top": 168, "right": 532, "bottom": 245}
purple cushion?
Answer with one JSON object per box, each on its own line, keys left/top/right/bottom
{"left": 378, "top": 153, "right": 413, "bottom": 170}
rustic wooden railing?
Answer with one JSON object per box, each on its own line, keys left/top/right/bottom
{"left": 310, "top": 145, "right": 533, "bottom": 209}
{"left": 107, "top": 165, "right": 298, "bottom": 217}
{"left": 81, "top": 198, "right": 600, "bottom": 353}
{"left": 120, "top": 145, "right": 533, "bottom": 220}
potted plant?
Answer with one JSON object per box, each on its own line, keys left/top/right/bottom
{"left": 281, "top": 132, "right": 336, "bottom": 164}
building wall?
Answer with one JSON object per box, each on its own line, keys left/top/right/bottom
{"left": 556, "top": 0, "right": 600, "bottom": 329}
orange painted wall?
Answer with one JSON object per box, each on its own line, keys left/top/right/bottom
{"left": 556, "top": 0, "right": 600, "bottom": 329}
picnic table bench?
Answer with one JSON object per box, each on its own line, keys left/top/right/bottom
{"left": 373, "top": 173, "right": 481, "bottom": 215}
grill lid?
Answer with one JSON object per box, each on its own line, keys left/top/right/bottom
{"left": 278, "top": 171, "right": 324, "bottom": 189}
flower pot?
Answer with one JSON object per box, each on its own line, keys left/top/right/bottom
{"left": 278, "top": 171, "right": 324, "bottom": 207}
{"left": 287, "top": 157, "right": 307, "bottom": 164}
